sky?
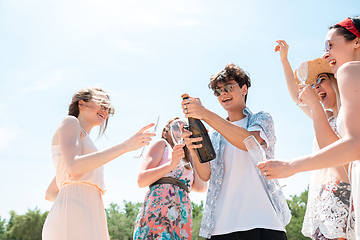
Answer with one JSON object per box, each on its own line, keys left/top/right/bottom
{"left": 0, "top": 0, "right": 359, "bottom": 221}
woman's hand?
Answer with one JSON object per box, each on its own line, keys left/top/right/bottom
{"left": 298, "top": 84, "right": 320, "bottom": 108}
{"left": 257, "top": 159, "right": 296, "bottom": 179}
{"left": 122, "top": 123, "right": 156, "bottom": 152}
{"left": 275, "top": 40, "right": 289, "bottom": 62}
{"left": 170, "top": 144, "right": 185, "bottom": 168}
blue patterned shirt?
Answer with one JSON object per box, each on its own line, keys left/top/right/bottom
{"left": 199, "top": 107, "right": 278, "bottom": 238}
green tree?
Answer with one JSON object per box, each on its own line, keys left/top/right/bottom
{"left": 191, "top": 201, "right": 205, "bottom": 240}
{"left": 0, "top": 216, "right": 6, "bottom": 240}
{"left": 285, "top": 188, "right": 310, "bottom": 240}
{"left": 106, "top": 201, "right": 142, "bottom": 240}
{"left": 5, "top": 208, "right": 48, "bottom": 240}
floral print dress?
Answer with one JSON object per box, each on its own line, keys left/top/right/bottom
{"left": 133, "top": 143, "right": 194, "bottom": 240}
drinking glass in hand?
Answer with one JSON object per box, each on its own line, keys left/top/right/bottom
{"left": 296, "top": 58, "right": 309, "bottom": 106}
{"left": 134, "top": 113, "right": 160, "bottom": 159}
{"left": 243, "top": 135, "right": 284, "bottom": 192}
{"left": 170, "top": 121, "right": 189, "bottom": 167}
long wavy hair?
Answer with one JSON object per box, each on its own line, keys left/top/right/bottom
{"left": 68, "top": 87, "right": 114, "bottom": 138}
{"left": 162, "top": 117, "right": 192, "bottom": 170}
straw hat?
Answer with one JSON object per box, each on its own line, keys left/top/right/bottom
{"left": 294, "top": 58, "right": 333, "bottom": 85}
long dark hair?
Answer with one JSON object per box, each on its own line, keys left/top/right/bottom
{"left": 68, "top": 87, "right": 114, "bottom": 137}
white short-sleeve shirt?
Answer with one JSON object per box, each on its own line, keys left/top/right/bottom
{"left": 212, "top": 116, "right": 284, "bottom": 235}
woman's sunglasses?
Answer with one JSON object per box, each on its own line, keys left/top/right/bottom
{"left": 324, "top": 35, "right": 346, "bottom": 52}
{"left": 213, "top": 82, "right": 239, "bottom": 97}
{"left": 311, "top": 77, "right": 324, "bottom": 89}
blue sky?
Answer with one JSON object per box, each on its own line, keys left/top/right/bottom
{"left": 0, "top": 0, "right": 359, "bottom": 220}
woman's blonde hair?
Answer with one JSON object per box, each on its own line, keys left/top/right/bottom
{"left": 326, "top": 73, "right": 341, "bottom": 113}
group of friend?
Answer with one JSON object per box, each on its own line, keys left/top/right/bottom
{"left": 41, "top": 16, "right": 360, "bottom": 240}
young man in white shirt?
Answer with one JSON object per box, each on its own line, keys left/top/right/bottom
{"left": 181, "top": 63, "right": 287, "bottom": 239}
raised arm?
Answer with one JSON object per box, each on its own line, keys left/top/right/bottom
{"left": 58, "top": 116, "right": 155, "bottom": 178}
{"left": 275, "top": 40, "right": 312, "bottom": 117}
{"left": 137, "top": 139, "right": 185, "bottom": 188}
{"left": 258, "top": 62, "right": 360, "bottom": 179}
{"left": 299, "top": 85, "right": 340, "bottom": 148}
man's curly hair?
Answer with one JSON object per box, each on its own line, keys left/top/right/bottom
{"left": 208, "top": 63, "right": 251, "bottom": 102}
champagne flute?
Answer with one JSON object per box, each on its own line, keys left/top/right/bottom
{"left": 170, "top": 121, "right": 189, "bottom": 167}
{"left": 134, "top": 113, "right": 160, "bottom": 159}
{"left": 243, "top": 135, "right": 284, "bottom": 193}
{"left": 296, "top": 58, "right": 309, "bottom": 106}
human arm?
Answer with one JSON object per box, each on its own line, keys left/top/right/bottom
{"left": 258, "top": 62, "right": 360, "bottom": 179}
{"left": 299, "top": 85, "right": 340, "bottom": 148}
{"left": 45, "top": 177, "right": 59, "bottom": 202}
{"left": 182, "top": 135, "right": 208, "bottom": 192}
{"left": 275, "top": 40, "right": 312, "bottom": 117}
{"left": 190, "top": 155, "right": 208, "bottom": 193}
{"left": 137, "top": 140, "right": 185, "bottom": 188}
{"left": 58, "top": 116, "right": 155, "bottom": 178}
{"left": 181, "top": 97, "right": 265, "bottom": 151}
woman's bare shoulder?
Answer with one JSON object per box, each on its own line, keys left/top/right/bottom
{"left": 52, "top": 116, "right": 81, "bottom": 144}
{"left": 338, "top": 61, "right": 360, "bottom": 78}
{"left": 149, "top": 139, "right": 167, "bottom": 150}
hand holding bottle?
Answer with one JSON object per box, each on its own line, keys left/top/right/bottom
{"left": 181, "top": 95, "right": 207, "bottom": 120}
{"left": 181, "top": 130, "right": 203, "bottom": 152}
{"left": 181, "top": 94, "right": 216, "bottom": 163}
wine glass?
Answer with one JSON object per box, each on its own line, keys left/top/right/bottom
{"left": 134, "top": 112, "right": 160, "bottom": 159}
{"left": 170, "top": 120, "right": 189, "bottom": 167}
{"left": 243, "top": 135, "right": 284, "bottom": 193}
{"left": 296, "top": 58, "right": 309, "bottom": 106}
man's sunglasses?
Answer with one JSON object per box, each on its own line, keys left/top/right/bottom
{"left": 213, "top": 82, "right": 239, "bottom": 97}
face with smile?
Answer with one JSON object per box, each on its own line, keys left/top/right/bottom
{"left": 322, "top": 28, "right": 357, "bottom": 75}
{"left": 79, "top": 94, "right": 111, "bottom": 126}
{"left": 215, "top": 80, "right": 247, "bottom": 113}
{"left": 312, "top": 74, "right": 338, "bottom": 110}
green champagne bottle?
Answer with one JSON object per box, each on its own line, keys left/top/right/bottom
{"left": 182, "top": 94, "right": 216, "bottom": 163}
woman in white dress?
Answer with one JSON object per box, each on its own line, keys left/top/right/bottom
{"left": 42, "top": 87, "right": 156, "bottom": 240}
{"left": 258, "top": 16, "right": 360, "bottom": 238}
{"left": 275, "top": 40, "right": 354, "bottom": 239}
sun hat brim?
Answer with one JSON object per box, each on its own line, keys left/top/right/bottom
{"left": 294, "top": 58, "right": 333, "bottom": 85}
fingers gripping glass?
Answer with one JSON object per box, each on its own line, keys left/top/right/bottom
{"left": 213, "top": 82, "right": 239, "bottom": 97}
{"left": 170, "top": 121, "right": 189, "bottom": 167}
